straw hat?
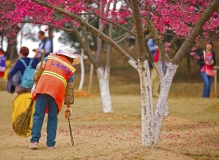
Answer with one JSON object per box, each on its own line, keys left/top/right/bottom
{"left": 55, "top": 47, "right": 81, "bottom": 65}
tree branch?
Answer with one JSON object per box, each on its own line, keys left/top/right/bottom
{"left": 89, "top": 11, "right": 135, "bottom": 36}
{"left": 124, "top": 0, "right": 131, "bottom": 7}
{"left": 113, "top": 33, "right": 129, "bottom": 41}
{"left": 115, "top": 34, "right": 128, "bottom": 43}
{"left": 79, "top": 27, "right": 102, "bottom": 69}
{"left": 21, "top": 19, "right": 101, "bottom": 69}
{"left": 143, "top": 15, "right": 171, "bottom": 62}
{"left": 129, "top": 0, "right": 147, "bottom": 62}
{"left": 31, "top": 0, "right": 137, "bottom": 64}
{"left": 21, "top": 19, "right": 73, "bottom": 32}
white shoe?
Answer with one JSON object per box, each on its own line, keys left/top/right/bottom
{"left": 47, "top": 145, "right": 57, "bottom": 150}
{"left": 29, "top": 142, "right": 38, "bottom": 149}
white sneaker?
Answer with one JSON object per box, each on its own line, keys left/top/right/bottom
{"left": 47, "top": 145, "right": 57, "bottom": 150}
{"left": 29, "top": 142, "right": 38, "bottom": 149}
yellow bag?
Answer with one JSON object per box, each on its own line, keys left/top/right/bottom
{"left": 12, "top": 93, "right": 35, "bottom": 138}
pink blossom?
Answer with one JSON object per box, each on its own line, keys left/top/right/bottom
{"left": 165, "top": 42, "right": 171, "bottom": 47}
{"left": 190, "top": 52, "right": 196, "bottom": 56}
{"left": 194, "top": 55, "right": 200, "bottom": 59}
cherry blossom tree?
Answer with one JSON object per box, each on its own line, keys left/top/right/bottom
{"left": 0, "top": 1, "right": 19, "bottom": 59}
{"left": 4, "top": 0, "right": 219, "bottom": 147}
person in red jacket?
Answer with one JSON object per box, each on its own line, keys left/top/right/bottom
{"left": 0, "top": 49, "right": 6, "bottom": 78}
{"left": 29, "top": 47, "right": 80, "bottom": 149}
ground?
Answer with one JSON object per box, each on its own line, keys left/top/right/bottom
{"left": 0, "top": 82, "right": 219, "bottom": 160}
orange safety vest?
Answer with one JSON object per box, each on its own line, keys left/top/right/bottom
{"left": 33, "top": 54, "right": 76, "bottom": 112}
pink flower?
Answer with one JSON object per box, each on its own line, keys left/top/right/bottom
{"left": 190, "top": 52, "right": 196, "bottom": 56}
{"left": 194, "top": 55, "right": 200, "bottom": 59}
{"left": 165, "top": 42, "right": 171, "bottom": 47}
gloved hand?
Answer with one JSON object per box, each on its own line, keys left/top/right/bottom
{"left": 31, "top": 84, "right": 36, "bottom": 95}
{"left": 65, "top": 107, "right": 72, "bottom": 118}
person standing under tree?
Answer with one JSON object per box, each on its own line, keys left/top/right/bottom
{"left": 0, "top": 49, "right": 6, "bottom": 79}
{"left": 29, "top": 47, "right": 80, "bottom": 149}
{"left": 33, "top": 31, "right": 52, "bottom": 62}
{"left": 147, "top": 36, "right": 166, "bottom": 97}
{"left": 147, "top": 36, "right": 160, "bottom": 97}
{"left": 197, "top": 42, "right": 216, "bottom": 98}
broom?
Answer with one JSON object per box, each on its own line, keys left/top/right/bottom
{"left": 12, "top": 99, "right": 34, "bottom": 137}
{"left": 12, "top": 49, "right": 46, "bottom": 137}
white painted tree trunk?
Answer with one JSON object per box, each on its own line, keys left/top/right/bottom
{"left": 88, "top": 63, "right": 94, "bottom": 93}
{"left": 96, "top": 67, "right": 113, "bottom": 113}
{"left": 129, "top": 59, "right": 178, "bottom": 147}
{"left": 152, "top": 63, "right": 178, "bottom": 147}
{"left": 78, "top": 51, "right": 85, "bottom": 90}
{"left": 137, "top": 60, "right": 154, "bottom": 146}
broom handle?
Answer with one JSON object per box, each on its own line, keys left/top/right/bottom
{"left": 36, "top": 48, "right": 46, "bottom": 85}
{"left": 68, "top": 117, "right": 74, "bottom": 146}
{"left": 30, "top": 48, "right": 46, "bottom": 103}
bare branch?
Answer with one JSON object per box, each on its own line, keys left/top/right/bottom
{"left": 113, "top": 33, "right": 129, "bottom": 41}
{"left": 89, "top": 11, "right": 135, "bottom": 36}
{"left": 115, "top": 34, "right": 128, "bottom": 43}
{"left": 21, "top": 19, "right": 73, "bottom": 32}
{"left": 124, "top": 0, "right": 131, "bottom": 7}
{"left": 31, "top": 0, "right": 137, "bottom": 64}
{"left": 129, "top": 0, "right": 148, "bottom": 62}
{"left": 79, "top": 27, "right": 102, "bottom": 69}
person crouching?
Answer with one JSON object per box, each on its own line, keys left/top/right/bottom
{"left": 29, "top": 47, "right": 80, "bottom": 149}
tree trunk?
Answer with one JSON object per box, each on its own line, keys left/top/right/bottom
{"left": 96, "top": 1, "right": 104, "bottom": 62}
{"left": 152, "top": 63, "right": 178, "bottom": 147}
{"left": 96, "top": 67, "right": 113, "bottom": 113}
{"left": 5, "top": 36, "right": 18, "bottom": 60}
{"left": 138, "top": 60, "right": 154, "bottom": 146}
{"left": 0, "top": 34, "right": 3, "bottom": 48}
{"left": 88, "top": 63, "right": 94, "bottom": 93}
{"left": 187, "top": 53, "right": 191, "bottom": 81}
{"left": 78, "top": 50, "right": 85, "bottom": 90}
{"left": 80, "top": 27, "right": 113, "bottom": 113}
{"left": 48, "top": 26, "right": 53, "bottom": 53}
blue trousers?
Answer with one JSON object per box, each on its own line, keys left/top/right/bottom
{"left": 30, "top": 94, "right": 58, "bottom": 147}
{"left": 201, "top": 72, "right": 213, "bottom": 98}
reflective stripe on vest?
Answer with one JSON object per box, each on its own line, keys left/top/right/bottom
{"left": 42, "top": 71, "right": 67, "bottom": 86}
{"left": 48, "top": 56, "right": 76, "bottom": 73}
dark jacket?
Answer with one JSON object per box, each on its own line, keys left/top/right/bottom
{"left": 7, "top": 75, "right": 15, "bottom": 94}
{"left": 197, "top": 51, "right": 216, "bottom": 70}
{"left": 8, "top": 57, "right": 38, "bottom": 77}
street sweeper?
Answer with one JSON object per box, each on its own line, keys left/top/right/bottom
{"left": 29, "top": 47, "right": 80, "bottom": 149}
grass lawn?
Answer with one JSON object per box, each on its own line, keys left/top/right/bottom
{"left": 0, "top": 82, "right": 219, "bottom": 160}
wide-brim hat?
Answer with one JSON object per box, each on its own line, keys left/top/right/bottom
{"left": 55, "top": 47, "right": 81, "bottom": 65}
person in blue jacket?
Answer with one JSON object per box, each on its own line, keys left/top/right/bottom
{"left": 33, "top": 31, "right": 52, "bottom": 62}
{"left": 147, "top": 36, "right": 166, "bottom": 97}
{"left": 8, "top": 46, "right": 38, "bottom": 94}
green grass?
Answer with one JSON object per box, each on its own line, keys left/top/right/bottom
{"left": 0, "top": 82, "right": 219, "bottom": 159}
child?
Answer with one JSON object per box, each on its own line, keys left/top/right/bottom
{"left": 8, "top": 47, "right": 38, "bottom": 94}
{"left": 29, "top": 47, "right": 80, "bottom": 149}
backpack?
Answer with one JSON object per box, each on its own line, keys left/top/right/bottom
{"left": 0, "top": 55, "right": 6, "bottom": 72}
{"left": 19, "top": 59, "right": 35, "bottom": 89}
